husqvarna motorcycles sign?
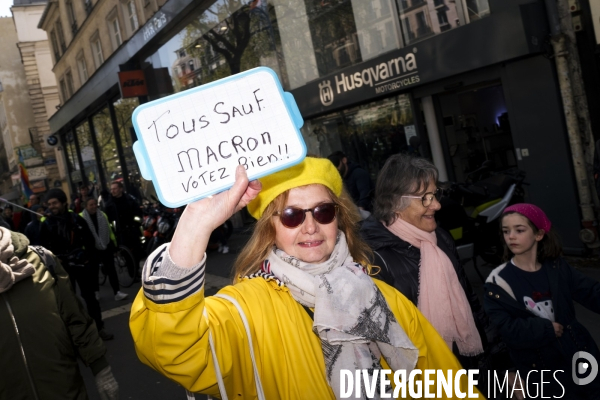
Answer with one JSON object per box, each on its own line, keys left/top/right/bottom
{"left": 291, "top": 45, "right": 425, "bottom": 116}
{"left": 318, "top": 48, "right": 419, "bottom": 107}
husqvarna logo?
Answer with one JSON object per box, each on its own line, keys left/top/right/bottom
{"left": 319, "top": 80, "right": 334, "bottom": 106}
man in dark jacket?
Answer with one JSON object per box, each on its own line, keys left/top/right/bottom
{"left": 327, "top": 151, "right": 373, "bottom": 212}
{"left": 103, "top": 181, "right": 144, "bottom": 265}
{"left": 17, "top": 193, "right": 40, "bottom": 232}
{"left": 71, "top": 182, "right": 94, "bottom": 214}
{"left": 23, "top": 204, "right": 44, "bottom": 245}
{"left": 40, "top": 188, "right": 113, "bottom": 340}
{"left": 0, "top": 228, "right": 118, "bottom": 399}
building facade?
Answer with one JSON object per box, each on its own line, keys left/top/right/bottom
{"left": 42, "top": 0, "right": 591, "bottom": 252}
{"left": 39, "top": 0, "right": 168, "bottom": 200}
{"left": 11, "top": 0, "right": 64, "bottom": 198}
{"left": 0, "top": 14, "right": 47, "bottom": 201}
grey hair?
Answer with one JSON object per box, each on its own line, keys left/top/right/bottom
{"left": 373, "top": 154, "right": 439, "bottom": 226}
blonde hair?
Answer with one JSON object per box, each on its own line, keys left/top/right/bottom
{"left": 232, "top": 185, "right": 374, "bottom": 282}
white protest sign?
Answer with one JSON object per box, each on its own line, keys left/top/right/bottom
{"left": 132, "top": 67, "right": 306, "bottom": 207}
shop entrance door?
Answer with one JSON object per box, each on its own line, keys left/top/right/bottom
{"left": 437, "top": 84, "right": 516, "bottom": 183}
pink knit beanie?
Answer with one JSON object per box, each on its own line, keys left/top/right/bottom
{"left": 503, "top": 203, "right": 551, "bottom": 232}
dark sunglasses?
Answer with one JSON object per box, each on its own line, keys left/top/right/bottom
{"left": 274, "top": 203, "right": 338, "bottom": 228}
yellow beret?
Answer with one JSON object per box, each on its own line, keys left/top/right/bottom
{"left": 247, "top": 157, "right": 343, "bottom": 220}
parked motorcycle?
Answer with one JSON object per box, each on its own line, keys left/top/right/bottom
{"left": 141, "top": 200, "right": 160, "bottom": 251}
{"left": 437, "top": 165, "right": 527, "bottom": 276}
{"left": 145, "top": 200, "right": 183, "bottom": 255}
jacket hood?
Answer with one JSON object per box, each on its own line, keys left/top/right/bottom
{"left": 10, "top": 231, "right": 30, "bottom": 258}
{"left": 359, "top": 215, "right": 410, "bottom": 251}
{"left": 485, "top": 263, "right": 516, "bottom": 300}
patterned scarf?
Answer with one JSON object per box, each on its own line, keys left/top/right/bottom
{"left": 265, "top": 232, "right": 419, "bottom": 400}
{"left": 81, "top": 210, "right": 111, "bottom": 250}
{"left": 0, "top": 227, "right": 35, "bottom": 293}
{"left": 387, "top": 218, "right": 483, "bottom": 356}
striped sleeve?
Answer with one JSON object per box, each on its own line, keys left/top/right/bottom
{"left": 141, "top": 243, "right": 206, "bottom": 304}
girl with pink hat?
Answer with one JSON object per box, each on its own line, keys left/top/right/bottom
{"left": 484, "top": 203, "right": 600, "bottom": 398}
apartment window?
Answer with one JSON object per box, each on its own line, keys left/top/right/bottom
{"left": 179, "top": 49, "right": 186, "bottom": 58}
{"left": 108, "top": 15, "right": 123, "bottom": 50}
{"left": 66, "top": 1, "right": 77, "bottom": 33}
{"left": 91, "top": 36, "right": 104, "bottom": 68}
{"left": 77, "top": 54, "right": 88, "bottom": 83}
{"left": 56, "top": 20, "right": 67, "bottom": 52}
{"left": 188, "top": 60, "right": 195, "bottom": 72}
{"left": 124, "top": 0, "right": 139, "bottom": 32}
{"left": 65, "top": 70, "right": 74, "bottom": 97}
{"left": 438, "top": 10, "right": 449, "bottom": 24}
{"left": 59, "top": 79, "right": 67, "bottom": 103}
{"left": 50, "top": 30, "right": 60, "bottom": 60}
{"left": 179, "top": 63, "right": 186, "bottom": 75}
{"left": 59, "top": 72, "right": 74, "bottom": 102}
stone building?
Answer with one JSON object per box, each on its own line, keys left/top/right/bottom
{"left": 11, "top": 0, "right": 63, "bottom": 197}
{"left": 0, "top": 16, "right": 39, "bottom": 201}
{"left": 38, "top": 0, "right": 167, "bottom": 198}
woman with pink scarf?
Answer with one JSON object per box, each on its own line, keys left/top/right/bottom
{"left": 360, "top": 154, "right": 490, "bottom": 370}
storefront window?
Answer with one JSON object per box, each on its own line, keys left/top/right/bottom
{"left": 301, "top": 93, "right": 417, "bottom": 181}
{"left": 75, "top": 121, "right": 102, "bottom": 190}
{"left": 145, "top": 0, "right": 283, "bottom": 96}
{"left": 112, "top": 97, "right": 155, "bottom": 201}
{"left": 144, "top": 0, "right": 490, "bottom": 95}
{"left": 91, "top": 107, "right": 121, "bottom": 189}
{"left": 63, "top": 130, "right": 82, "bottom": 187}
{"left": 437, "top": 84, "right": 515, "bottom": 182}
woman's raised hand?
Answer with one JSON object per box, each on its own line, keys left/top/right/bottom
{"left": 169, "top": 165, "right": 262, "bottom": 268}
{"left": 189, "top": 165, "right": 261, "bottom": 230}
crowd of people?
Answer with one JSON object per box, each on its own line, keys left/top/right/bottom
{"left": 2, "top": 153, "right": 600, "bottom": 399}
{"left": 0, "top": 181, "right": 145, "bottom": 338}
{"left": 0, "top": 179, "right": 145, "bottom": 400}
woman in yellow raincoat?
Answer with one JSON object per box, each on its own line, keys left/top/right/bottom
{"left": 130, "top": 157, "right": 483, "bottom": 399}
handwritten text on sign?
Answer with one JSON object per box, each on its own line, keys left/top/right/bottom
{"left": 132, "top": 68, "right": 305, "bottom": 206}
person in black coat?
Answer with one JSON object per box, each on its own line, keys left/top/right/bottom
{"left": 39, "top": 188, "right": 114, "bottom": 341}
{"left": 484, "top": 204, "right": 600, "bottom": 399}
{"left": 102, "top": 180, "right": 144, "bottom": 264}
{"left": 23, "top": 204, "right": 44, "bottom": 245}
{"left": 360, "top": 154, "right": 491, "bottom": 371}
{"left": 328, "top": 151, "right": 373, "bottom": 212}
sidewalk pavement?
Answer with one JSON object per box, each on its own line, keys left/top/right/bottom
{"left": 82, "top": 228, "right": 600, "bottom": 399}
